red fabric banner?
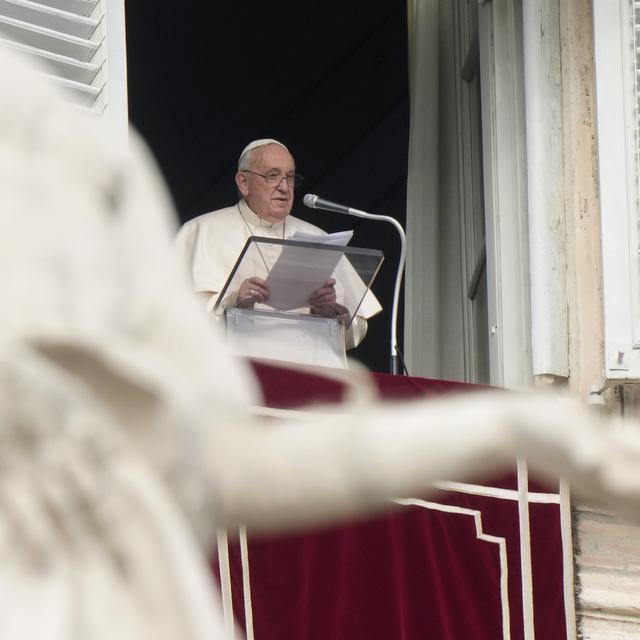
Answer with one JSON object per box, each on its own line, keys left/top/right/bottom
{"left": 215, "top": 361, "right": 567, "bottom": 639}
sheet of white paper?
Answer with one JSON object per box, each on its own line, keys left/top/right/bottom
{"left": 265, "top": 231, "right": 353, "bottom": 311}
{"left": 288, "top": 230, "right": 353, "bottom": 246}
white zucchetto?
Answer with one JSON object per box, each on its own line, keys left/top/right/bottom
{"left": 237, "top": 138, "right": 289, "bottom": 168}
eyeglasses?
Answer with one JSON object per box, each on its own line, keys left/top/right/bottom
{"left": 242, "top": 169, "right": 304, "bottom": 188}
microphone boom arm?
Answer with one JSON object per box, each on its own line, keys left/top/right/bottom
{"left": 303, "top": 194, "right": 406, "bottom": 374}
{"left": 345, "top": 206, "right": 406, "bottom": 375}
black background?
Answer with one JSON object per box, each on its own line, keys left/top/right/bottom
{"left": 125, "top": 1, "right": 410, "bottom": 372}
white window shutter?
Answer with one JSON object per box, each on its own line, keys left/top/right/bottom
{"left": 593, "top": 0, "right": 640, "bottom": 380}
{"left": 0, "top": 0, "right": 127, "bottom": 136}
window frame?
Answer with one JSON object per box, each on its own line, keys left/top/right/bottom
{"left": 593, "top": 0, "right": 640, "bottom": 380}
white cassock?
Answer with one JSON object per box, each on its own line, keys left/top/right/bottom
{"left": 175, "top": 199, "right": 382, "bottom": 349}
{"left": 2, "top": 45, "right": 640, "bottom": 640}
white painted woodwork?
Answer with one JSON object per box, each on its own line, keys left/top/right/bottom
{"left": 477, "top": 0, "right": 532, "bottom": 388}
{"left": 522, "top": 0, "right": 568, "bottom": 379}
{"left": 404, "top": 0, "right": 441, "bottom": 378}
{"left": 454, "top": 0, "right": 489, "bottom": 384}
{"left": 593, "top": 0, "right": 640, "bottom": 381}
{"left": 101, "top": 0, "right": 126, "bottom": 139}
{"left": 0, "top": 0, "right": 127, "bottom": 137}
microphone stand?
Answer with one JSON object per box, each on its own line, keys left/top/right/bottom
{"left": 342, "top": 206, "right": 406, "bottom": 375}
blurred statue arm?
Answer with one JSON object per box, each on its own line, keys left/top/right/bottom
{"left": 205, "top": 391, "right": 640, "bottom": 533}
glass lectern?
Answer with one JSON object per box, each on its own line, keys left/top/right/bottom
{"left": 214, "top": 236, "right": 384, "bottom": 368}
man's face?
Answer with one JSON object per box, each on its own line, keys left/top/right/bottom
{"left": 235, "top": 144, "right": 296, "bottom": 223}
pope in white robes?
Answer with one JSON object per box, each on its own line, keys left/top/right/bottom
{"left": 175, "top": 139, "right": 382, "bottom": 352}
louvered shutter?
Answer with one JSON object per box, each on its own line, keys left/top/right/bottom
{"left": 0, "top": 0, "right": 127, "bottom": 134}
{"left": 593, "top": 0, "right": 640, "bottom": 380}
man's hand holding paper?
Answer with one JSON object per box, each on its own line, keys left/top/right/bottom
{"left": 308, "top": 277, "right": 349, "bottom": 318}
{"left": 236, "top": 276, "right": 269, "bottom": 308}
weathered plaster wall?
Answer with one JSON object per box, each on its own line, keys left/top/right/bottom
{"left": 559, "top": 1, "right": 640, "bottom": 637}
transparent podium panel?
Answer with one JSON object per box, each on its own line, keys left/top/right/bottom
{"left": 225, "top": 307, "right": 347, "bottom": 368}
{"left": 216, "top": 237, "right": 383, "bottom": 368}
{"left": 214, "top": 236, "right": 384, "bottom": 325}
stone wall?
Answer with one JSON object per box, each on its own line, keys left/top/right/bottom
{"left": 560, "top": 1, "right": 640, "bottom": 637}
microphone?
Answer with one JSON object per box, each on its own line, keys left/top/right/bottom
{"left": 303, "top": 194, "right": 351, "bottom": 215}
{"left": 303, "top": 193, "right": 407, "bottom": 375}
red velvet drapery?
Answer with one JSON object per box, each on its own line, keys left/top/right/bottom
{"left": 215, "top": 362, "right": 567, "bottom": 639}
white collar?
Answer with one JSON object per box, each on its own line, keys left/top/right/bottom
{"left": 237, "top": 199, "right": 287, "bottom": 233}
